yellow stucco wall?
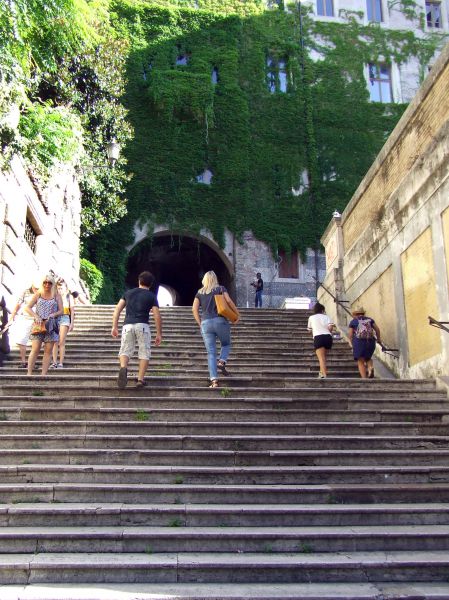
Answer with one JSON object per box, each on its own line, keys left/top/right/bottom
{"left": 401, "top": 228, "right": 441, "bottom": 366}
{"left": 355, "top": 266, "right": 397, "bottom": 351}
{"left": 342, "top": 60, "right": 449, "bottom": 253}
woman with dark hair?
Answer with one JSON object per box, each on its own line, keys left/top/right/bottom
{"left": 307, "top": 302, "right": 334, "bottom": 378}
{"left": 348, "top": 306, "right": 381, "bottom": 378}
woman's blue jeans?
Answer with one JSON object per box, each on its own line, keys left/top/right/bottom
{"left": 201, "top": 317, "right": 231, "bottom": 380}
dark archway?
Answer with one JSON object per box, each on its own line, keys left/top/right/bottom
{"left": 125, "top": 232, "right": 234, "bottom": 306}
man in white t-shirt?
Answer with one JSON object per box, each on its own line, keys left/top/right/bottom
{"left": 307, "top": 302, "right": 334, "bottom": 378}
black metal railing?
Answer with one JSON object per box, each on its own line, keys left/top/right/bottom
{"left": 429, "top": 316, "right": 449, "bottom": 334}
{"left": 314, "top": 276, "right": 399, "bottom": 359}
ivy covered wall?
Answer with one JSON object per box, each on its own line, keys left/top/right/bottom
{"left": 87, "top": 0, "right": 445, "bottom": 301}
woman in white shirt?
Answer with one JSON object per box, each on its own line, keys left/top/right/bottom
{"left": 307, "top": 302, "right": 334, "bottom": 378}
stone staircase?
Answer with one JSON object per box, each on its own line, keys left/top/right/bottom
{"left": 0, "top": 305, "right": 449, "bottom": 598}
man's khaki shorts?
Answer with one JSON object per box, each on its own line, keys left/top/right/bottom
{"left": 119, "top": 323, "right": 151, "bottom": 360}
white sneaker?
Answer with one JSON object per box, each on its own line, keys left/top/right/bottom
{"left": 56, "top": 363, "right": 64, "bottom": 369}
{"left": 318, "top": 372, "right": 326, "bottom": 378}
{"left": 49, "top": 363, "right": 58, "bottom": 369}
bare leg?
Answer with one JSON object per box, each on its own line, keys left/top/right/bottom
{"left": 315, "top": 347, "right": 328, "bottom": 376}
{"left": 120, "top": 355, "right": 129, "bottom": 369}
{"left": 18, "top": 344, "right": 27, "bottom": 363}
{"left": 27, "top": 340, "right": 42, "bottom": 375}
{"left": 42, "top": 342, "right": 55, "bottom": 375}
{"left": 138, "top": 359, "right": 149, "bottom": 382}
{"left": 357, "top": 358, "right": 368, "bottom": 378}
{"left": 56, "top": 325, "right": 69, "bottom": 364}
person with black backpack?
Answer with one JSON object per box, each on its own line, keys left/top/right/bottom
{"left": 348, "top": 306, "right": 381, "bottom": 379}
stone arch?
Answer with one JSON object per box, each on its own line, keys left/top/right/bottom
{"left": 125, "top": 230, "right": 235, "bottom": 306}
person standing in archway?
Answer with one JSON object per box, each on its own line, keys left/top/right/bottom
{"left": 111, "top": 271, "right": 162, "bottom": 389}
{"left": 192, "top": 270, "right": 239, "bottom": 388}
{"left": 250, "top": 272, "right": 263, "bottom": 308}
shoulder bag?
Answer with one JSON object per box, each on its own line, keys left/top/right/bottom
{"left": 31, "top": 321, "right": 47, "bottom": 335}
{"left": 214, "top": 288, "right": 240, "bottom": 323}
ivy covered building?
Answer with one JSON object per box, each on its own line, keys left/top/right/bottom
{"left": 0, "top": 0, "right": 447, "bottom": 306}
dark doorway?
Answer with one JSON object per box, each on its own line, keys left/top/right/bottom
{"left": 125, "top": 233, "right": 234, "bottom": 306}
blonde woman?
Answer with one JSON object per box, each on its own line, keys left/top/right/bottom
{"left": 192, "top": 271, "right": 239, "bottom": 388}
{"left": 25, "top": 275, "right": 63, "bottom": 375}
{"left": 51, "top": 280, "right": 75, "bottom": 369}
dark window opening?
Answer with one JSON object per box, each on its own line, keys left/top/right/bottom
{"left": 278, "top": 250, "right": 299, "bottom": 278}
{"left": 25, "top": 219, "right": 37, "bottom": 254}
{"left": 211, "top": 67, "right": 219, "bottom": 84}
{"left": 368, "top": 63, "right": 392, "bottom": 103}
{"left": 266, "top": 55, "right": 289, "bottom": 93}
{"left": 367, "top": 0, "right": 383, "bottom": 21}
{"left": 317, "top": 0, "right": 334, "bottom": 16}
{"left": 426, "top": 1, "right": 441, "bottom": 27}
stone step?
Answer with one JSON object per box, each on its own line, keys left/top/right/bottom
{"left": 2, "top": 482, "right": 449, "bottom": 504}
{"left": 0, "top": 433, "right": 448, "bottom": 450}
{"left": 0, "top": 551, "right": 448, "bottom": 584}
{"left": 4, "top": 502, "right": 449, "bottom": 527}
{"left": 0, "top": 395, "right": 447, "bottom": 411}
{"left": 1, "top": 463, "right": 449, "bottom": 485}
{"left": 0, "top": 377, "right": 437, "bottom": 392}
{"left": 1, "top": 447, "right": 449, "bottom": 466}
{"left": 0, "top": 524, "right": 447, "bottom": 554}
{"left": 0, "top": 407, "right": 446, "bottom": 423}
{"left": 2, "top": 582, "right": 449, "bottom": 600}
{"left": 0, "top": 420, "right": 447, "bottom": 436}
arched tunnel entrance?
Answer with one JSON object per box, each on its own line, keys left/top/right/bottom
{"left": 125, "top": 233, "right": 234, "bottom": 306}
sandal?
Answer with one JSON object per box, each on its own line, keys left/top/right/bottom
{"left": 368, "top": 367, "right": 375, "bottom": 379}
{"left": 217, "top": 360, "right": 229, "bottom": 376}
{"left": 209, "top": 379, "right": 219, "bottom": 388}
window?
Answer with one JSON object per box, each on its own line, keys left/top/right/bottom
{"left": 211, "top": 67, "right": 219, "bottom": 85}
{"left": 266, "top": 56, "right": 289, "bottom": 93}
{"left": 196, "top": 168, "right": 213, "bottom": 184}
{"left": 317, "top": 0, "right": 334, "bottom": 16}
{"left": 368, "top": 63, "right": 392, "bottom": 103}
{"left": 24, "top": 218, "right": 37, "bottom": 254}
{"left": 176, "top": 54, "right": 189, "bottom": 66}
{"left": 426, "top": 1, "right": 441, "bottom": 27}
{"left": 278, "top": 250, "right": 299, "bottom": 278}
{"left": 366, "top": 0, "right": 383, "bottom": 21}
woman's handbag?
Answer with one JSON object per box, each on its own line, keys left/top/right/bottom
{"left": 215, "top": 291, "right": 240, "bottom": 323}
{"left": 31, "top": 320, "right": 47, "bottom": 335}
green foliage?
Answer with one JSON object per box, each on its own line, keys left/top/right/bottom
{"left": 0, "top": 0, "right": 132, "bottom": 238}
{"left": 86, "top": 0, "right": 446, "bottom": 298}
{"left": 19, "top": 103, "right": 83, "bottom": 182}
{"left": 79, "top": 258, "right": 104, "bottom": 302}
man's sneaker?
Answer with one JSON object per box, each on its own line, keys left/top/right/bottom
{"left": 118, "top": 367, "right": 128, "bottom": 389}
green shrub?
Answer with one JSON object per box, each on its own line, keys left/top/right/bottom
{"left": 79, "top": 258, "right": 104, "bottom": 303}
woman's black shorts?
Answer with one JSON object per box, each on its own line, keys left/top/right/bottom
{"left": 314, "top": 334, "right": 333, "bottom": 350}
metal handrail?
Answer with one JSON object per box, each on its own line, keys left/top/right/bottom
{"left": 429, "top": 316, "right": 449, "bottom": 334}
{"left": 313, "top": 277, "right": 399, "bottom": 359}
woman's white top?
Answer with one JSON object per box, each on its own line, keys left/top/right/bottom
{"left": 307, "top": 313, "right": 333, "bottom": 337}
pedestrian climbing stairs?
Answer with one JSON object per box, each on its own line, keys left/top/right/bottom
{"left": 0, "top": 305, "right": 449, "bottom": 599}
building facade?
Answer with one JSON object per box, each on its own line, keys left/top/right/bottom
{"left": 318, "top": 38, "right": 449, "bottom": 378}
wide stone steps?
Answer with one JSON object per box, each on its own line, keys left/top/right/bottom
{"left": 0, "top": 551, "right": 449, "bottom": 584}
{"left": 3, "top": 446, "right": 449, "bottom": 465}
{"left": 3, "top": 502, "right": 449, "bottom": 527}
{"left": 2, "top": 582, "right": 449, "bottom": 600}
{"left": 0, "top": 407, "right": 446, "bottom": 422}
{"left": 4, "top": 482, "right": 449, "bottom": 504}
{"left": 2, "top": 305, "right": 449, "bottom": 596}
{"left": 0, "top": 524, "right": 448, "bottom": 554}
